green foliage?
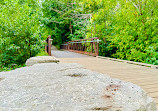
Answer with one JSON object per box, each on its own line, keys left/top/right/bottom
{"left": 0, "top": 0, "right": 48, "bottom": 71}
{"left": 84, "top": 0, "right": 158, "bottom": 65}
{"left": 1, "top": 0, "right": 157, "bottom": 72}
{"left": 41, "top": 0, "right": 89, "bottom": 45}
{"left": 0, "top": 64, "right": 26, "bottom": 72}
{"left": 36, "top": 50, "right": 49, "bottom": 56}
{"left": 42, "top": 0, "right": 158, "bottom": 65}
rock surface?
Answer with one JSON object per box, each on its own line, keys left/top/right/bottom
{"left": 25, "top": 56, "right": 59, "bottom": 66}
{"left": 0, "top": 63, "right": 157, "bottom": 111}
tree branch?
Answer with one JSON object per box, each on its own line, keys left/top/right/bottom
{"left": 50, "top": 21, "right": 63, "bottom": 24}
{"left": 51, "top": 8, "right": 63, "bottom": 14}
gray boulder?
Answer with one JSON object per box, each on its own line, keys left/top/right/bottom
{"left": 25, "top": 56, "right": 59, "bottom": 66}
{"left": 0, "top": 63, "right": 157, "bottom": 111}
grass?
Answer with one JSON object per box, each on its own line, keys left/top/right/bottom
{"left": 36, "top": 50, "right": 49, "bottom": 56}
{"left": 0, "top": 64, "right": 26, "bottom": 72}
{"left": 0, "top": 50, "right": 48, "bottom": 72}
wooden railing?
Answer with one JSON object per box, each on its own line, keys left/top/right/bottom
{"left": 45, "top": 35, "right": 53, "bottom": 56}
{"left": 61, "top": 37, "right": 100, "bottom": 56}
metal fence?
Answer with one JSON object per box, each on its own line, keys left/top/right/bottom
{"left": 61, "top": 37, "right": 100, "bottom": 56}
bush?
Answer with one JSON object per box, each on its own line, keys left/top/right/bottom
{"left": 86, "top": 0, "right": 158, "bottom": 65}
{"left": 0, "top": 0, "right": 48, "bottom": 71}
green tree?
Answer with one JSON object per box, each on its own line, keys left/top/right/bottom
{"left": 84, "top": 0, "right": 158, "bottom": 65}
{"left": 41, "top": 0, "right": 91, "bottom": 47}
{"left": 0, "top": 0, "right": 47, "bottom": 71}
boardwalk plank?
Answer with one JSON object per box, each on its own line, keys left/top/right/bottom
{"left": 155, "top": 98, "right": 158, "bottom": 104}
{"left": 141, "top": 85, "right": 158, "bottom": 89}
{"left": 134, "top": 81, "right": 158, "bottom": 86}
{"left": 146, "top": 88, "right": 158, "bottom": 93}
{"left": 56, "top": 52, "right": 158, "bottom": 108}
{"left": 148, "top": 92, "right": 158, "bottom": 98}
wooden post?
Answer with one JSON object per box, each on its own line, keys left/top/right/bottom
{"left": 91, "top": 39, "right": 94, "bottom": 53}
{"left": 93, "top": 40, "right": 97, "bottom": 56}
{"left": 97, "top": 39, "right": 99, "bottom": 56}
{"left": 47, "top": 35, "right": 52, "bottom": 56}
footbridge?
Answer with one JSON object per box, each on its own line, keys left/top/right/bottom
{"left": 50, "top": 38, "right": 158, "bottom": 107}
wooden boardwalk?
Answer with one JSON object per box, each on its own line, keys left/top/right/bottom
{"left": 52, "top": 51, "right": 158, "bottom": 108}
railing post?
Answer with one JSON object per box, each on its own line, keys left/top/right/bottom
{"left": 45, "top": 35, "right": 52, "bottom": 56}
{"left": 91, "top": 39, "right": 94, "bottom": 53}
{"left": 60, "top": 37, "right": 100, "bottom": 57}
{"left": 84, "top": 40, "right": 86, "bottom": 52}
{"left": 96, "top": 38, "right": 99, "bottom": 56}
{"left": 48, "top": 35, "right": 52, "bottom": 56}
{"left": 93, "top": 39, "right": 97, "bottom": 56}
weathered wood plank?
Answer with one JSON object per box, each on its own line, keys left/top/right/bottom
{"left": 141, "top": 85, "right": 158, "bottom": 89}
{"left": 59, "top": 57, "right": 158, "bottom": 108}
{"left": 134, "top": 81, "right": 158, "bottom": 86}
{"left": 146, "top": 88, "right": 158, "bottom": 93}
{"left": 155, "top": 98, "right": 158, "bottom": 104}
{"left": 148, "top": 92, "right": 158, "bottom": 98}
{"left": 129, "top": 77, "right": 158, "bottom": 82}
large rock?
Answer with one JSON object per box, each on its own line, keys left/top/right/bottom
{"left": 0, "top": 63, "right": 157, "bottom": 111}
{"left": 25, "top": 56, "right": 59, "bottom": 66}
